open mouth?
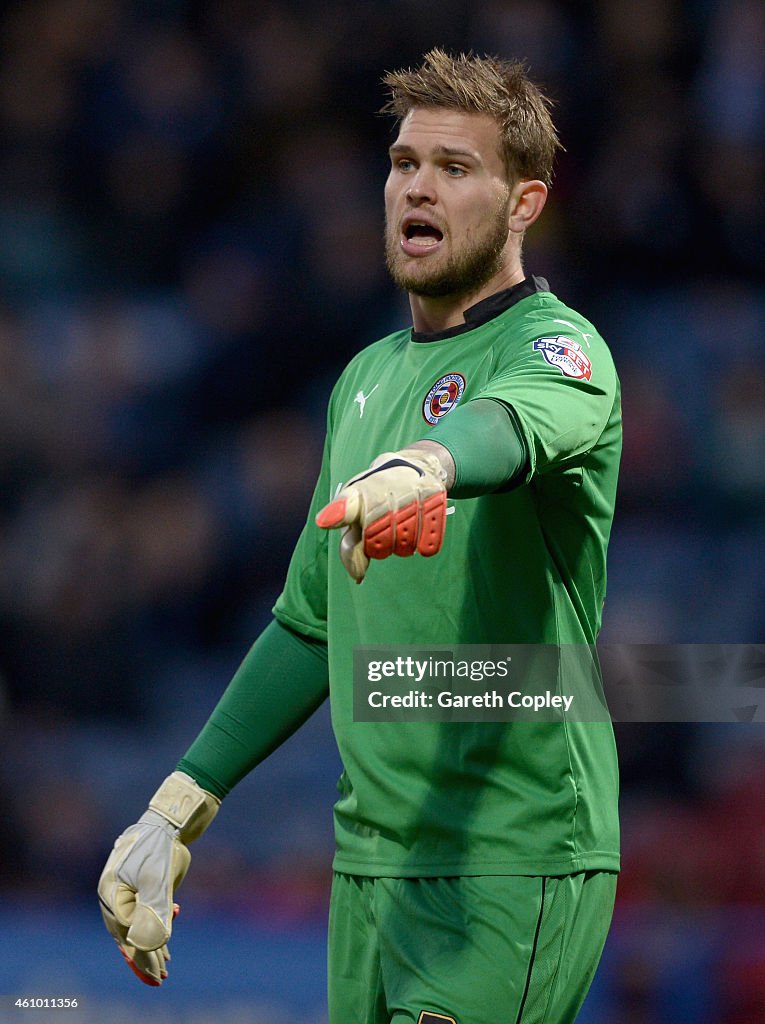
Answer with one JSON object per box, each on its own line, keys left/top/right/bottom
{"left": 404, "top": 222, "right": 444, "bottom": 245}
{"left": 401, "top": 220, "right": 444, "bottom": 254}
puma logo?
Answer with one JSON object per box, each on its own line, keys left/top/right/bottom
{"left": 354, "top": 384, "right": 379, "bottom": 418}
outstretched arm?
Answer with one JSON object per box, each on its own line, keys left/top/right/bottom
{"left": 316, "top": 398, "right": 527, "bottom": 582}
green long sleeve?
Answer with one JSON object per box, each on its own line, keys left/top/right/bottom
{"left": 421, "top": 397, "right": 528, "bottom": 499}
{"left": 177, "top": 619, "right": 329, "bottom": 799}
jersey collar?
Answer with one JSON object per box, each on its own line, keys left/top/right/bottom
{"left": 410, "top": 275, "right": 549, "bottom": 344}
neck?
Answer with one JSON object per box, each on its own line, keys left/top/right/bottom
{"left": 408, "top": 264, "right": 526, "bottom": 334}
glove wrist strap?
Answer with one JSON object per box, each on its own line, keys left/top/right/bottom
{"left": 395, "top": 447, "right": 448, "bottom": 483}
{"left": 148, "top": 771, "right": 220, "bottom": 843}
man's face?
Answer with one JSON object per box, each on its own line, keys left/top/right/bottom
{"left": 384, "top": 107, "right": 513, "bottom": 299}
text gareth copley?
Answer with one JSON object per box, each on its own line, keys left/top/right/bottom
{"left": 367, "top": 690, "right": 575, "bottom": 711}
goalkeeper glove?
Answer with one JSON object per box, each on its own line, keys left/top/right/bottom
{"left": 97, "top": 771, "right": 220, "bottom": 986}
{"left": 315, "top": 447, "right": 447, "bottom": 583}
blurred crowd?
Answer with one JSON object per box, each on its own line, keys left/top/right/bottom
{"left": 0, "top": 0, "right": 764, "bottom": 1019}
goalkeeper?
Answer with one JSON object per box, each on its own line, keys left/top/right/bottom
{"left": 99, "top": 49, "right": 622, "bottom": 1024}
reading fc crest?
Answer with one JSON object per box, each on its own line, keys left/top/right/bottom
{"left": 422, "top": 372, "right": 466, "bottom": 425}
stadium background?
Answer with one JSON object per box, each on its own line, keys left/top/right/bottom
{"left": 0, "top": 1, "right": 763, "bottom": 1021}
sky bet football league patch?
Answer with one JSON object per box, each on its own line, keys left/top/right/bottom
{"left": 532, "top": 336, "right": 592, "bottom": 380}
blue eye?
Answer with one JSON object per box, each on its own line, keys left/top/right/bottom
{"left": 446, "top": 165, "right": 466, "bottom": 177}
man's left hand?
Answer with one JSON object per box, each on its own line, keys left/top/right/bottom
{"left": 316, "top": 447, "right": 448, "bottom": 583}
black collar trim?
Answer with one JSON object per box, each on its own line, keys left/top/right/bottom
{"left": 410, "top": 275, "right": 549, "bottom": 343}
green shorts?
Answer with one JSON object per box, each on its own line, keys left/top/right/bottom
{"left": 327, "top": 871, "right": 617, "bottom": 1024}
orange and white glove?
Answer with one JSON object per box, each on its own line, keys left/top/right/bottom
{"left": 316, "top": 447, "right": 448, "bottom": 583}
{"left": 97, "top": 771, "right": 220, "bottom": 986}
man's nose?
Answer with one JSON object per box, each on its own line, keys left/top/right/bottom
{"left": 406, "top": 167, "right": 436, "bottom": 204}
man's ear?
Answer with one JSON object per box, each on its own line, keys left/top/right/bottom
{"left": 508, "top": 179, "right": 548, "bottom": 236}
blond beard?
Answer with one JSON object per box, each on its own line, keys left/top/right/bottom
{"left": 385, "top": 199, "right": 511, "bottom": 299}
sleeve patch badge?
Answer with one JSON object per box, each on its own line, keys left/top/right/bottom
{"left": 422, "top": 372, "right": 466, "bottom": 424}
{"left": 532, "top": 336, "right": 592, "bottom": 381}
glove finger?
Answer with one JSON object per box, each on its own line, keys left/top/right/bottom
{"left": 364, "top": 495, "right": 429, "bottom": 559}
{"left": 392, "top": 501, "right": 419, "bottom": 557}
{"left": 117, "top": 902, "right": 178, "bottom": 986}
{"left": 118, "top": 942, "right": 168, "bottom": 987}
{"left": 316, "top": 489, "right": 362, "bottom": 530}
{"left": 417, "top": 491, "right": 447, "bottom": 556}
{"left": 339, "top": 523, "right": 369, "bottom": 583}
{"left": 128, "top": 902, "right": 173, "bottom": 952}
{"left": 363, "top": 508, "right": 395, "bottom": 559}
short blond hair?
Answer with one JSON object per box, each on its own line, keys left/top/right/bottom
{"left": 381, "top": 48, "right": 562, "bottom": 187}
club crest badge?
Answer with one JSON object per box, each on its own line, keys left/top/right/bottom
{"left": 532, "top": 336, "right": 592, "bottom": 381}
{"left": 422, "top": 372, "right": 466, "bottom": 425}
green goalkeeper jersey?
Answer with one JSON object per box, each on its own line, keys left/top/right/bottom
{"left": 274, "top": 278, "right": 622, "bottom": 876}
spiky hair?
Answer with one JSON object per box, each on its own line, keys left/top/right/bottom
{"left": 381, "top": 48, "right": 562, "bottom": 186}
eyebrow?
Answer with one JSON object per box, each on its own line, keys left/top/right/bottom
{"left": 388, "top": 143, "right": 480, "bottom": 162}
